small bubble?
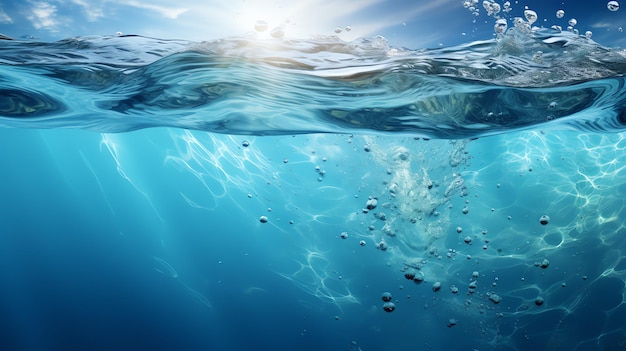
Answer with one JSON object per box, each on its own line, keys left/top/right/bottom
{"left": 585, "top": 31, "right": 593, "bottom": 39}
{"left": 345, "top": 26, "right": 351, "bottom": 32}
{"left": 340, "top": 231, "right": 348, "bottom": 239}
{"left": 539, "top": 258, "right": 550, "bottom": 269}
{"left": 539, "top": 215, "right": 550, "bottom": 225}
{"left": 549, "top": 101, "right": 558, "bottom": 109}
{"left": 608, "top": 1, "right": 620, "bottom": 11}
{"left": 568, "top": 18, "right": 577, "bottom": 27}
{"left": 259, "top": 216, "right": 268, "bottom": 223}
{"left": 619, "top": 27, "right": 623, "bottom": 32}
{"left": 242, "top": 140, "right": 250, "bottom": 147}
{"left": 535, "top": 297, "right": 545, "bottom": 306}
{"left": 381, "top": 292, "right": 393, "bottom": 302}
{"left": 115, "top": 31, "right": 123, "bottom": 36}
{"left": 556, "top": 9, "right": 565, "bottom": 18}
{"left": 359, "top": 240, "right": 366, "bottom": 246}
{"left": 432, "top": 282, "right": 442, "bottom": 292}
{"left": 282, "top": 158, "right": 288, "bottom": 163}
{"left": 363, "top": 145, "right": 371, "bottom": 152}
{"left": 334, "top": 27, "right": 342, "bottom": 34}
{"left": 456, "top": 226, "right": 463, "bottom": 233}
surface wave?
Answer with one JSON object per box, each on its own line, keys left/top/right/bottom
{"left": 0, "top": 28, "right": 625, "bottom": 138}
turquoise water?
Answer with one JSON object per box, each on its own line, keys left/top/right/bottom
{"left": 2, "top": 21, "right": 626, "bottom": 351}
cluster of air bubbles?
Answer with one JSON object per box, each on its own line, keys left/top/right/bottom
{"left": 253, "top": 20, "right": 287, "bottom": 38}
{"left": 607, "top": 1, "right": 620, "bottom": 11}
{"left": 314, "top": 165, "right": 326, "bottom": 182}
{"left": 381, "top": 292, "right": 395, "bottom": 312}
{"left": 363, "top": 197, "right": 378, "bottom": 213}
{"left": 482, "top": 0, "right": 501, "bottom": 16}
{"left": 462, "top": 0, "right": 481, "bottom": 17}
{"left": 333, "top": 26, "right": 352, "bottom": 34}
{"left": 377, "top": 240, "right": 388, "bottom": 251}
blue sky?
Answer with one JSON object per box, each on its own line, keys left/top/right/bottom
{"left": 0, "top": 0, "right": 623, "bottom": 48}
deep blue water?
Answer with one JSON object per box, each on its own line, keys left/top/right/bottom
{"left": 2, "top": 20, "right": 626, "bottom": 351}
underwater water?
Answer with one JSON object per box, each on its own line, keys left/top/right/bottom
{"left": 2, "top": 2, "right": 626, "bottom": 351}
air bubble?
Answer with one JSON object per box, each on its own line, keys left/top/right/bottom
{"left": 259, "top": 216, "right": 268, "bottom": 223}
{"left": 539, "top": 215, "right": 550, "bottom": 225}
{"left": 556, "top": 9, "right": 565, "bottom": 19}
{"left": 340, "top": 231, "right": 348, "bottom": 239}
{"left": 585, "top": 31, "right": 593, "bottom": 39}
{"left": 383, "top": 302, "right": 396, "bottom": 312}
{"left": 608, "top": 1, "right": 620, "bottom": 11}
{"left": 334, "top": 27, "right": 342, "bottom": 34}
{"left": 568, "top": 18, "right": 577, "bottom": 27}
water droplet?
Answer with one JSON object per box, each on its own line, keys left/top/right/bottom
{"left": 524, "top": 9, "right": 538, "bottom": 24}
{"left": 607, "top": 1, "right": 620, "bottom": 11}
{"left": 494, "top": 18, "right": 507, "bottom": 35}
{"left": 270, "top": 26, "right": 285, "bottom": 38}
{"left": 254, "top": 20, "right": 268, "bottom": 32}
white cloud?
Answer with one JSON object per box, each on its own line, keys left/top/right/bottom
{"left": 122, "top": 1, "right": 188, "bottom": 19}
{"left": 27, "top": 1, "right": 60, "bottom": 30}
{"left": 0, "top": 8, "right": 12, "bottom": 24}
{"left": 71, "top": 0, "right": 105, "bottom": 21}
